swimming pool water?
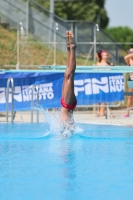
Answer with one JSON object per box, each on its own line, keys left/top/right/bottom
{"left": 0, "top": 123, "right": 133, "bottom": 200}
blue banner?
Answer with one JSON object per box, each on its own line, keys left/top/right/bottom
{"left": 0, "top": 72, "right": 124, "bottom": 111}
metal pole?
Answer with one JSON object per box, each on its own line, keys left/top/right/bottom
{"left": 54, "top": 23, "right": 56, "bottom": 65}
{"left": 16, "top": 22, "right": 25, "bottom": 70}
{"left": 49, "top": 0, "right": 54, "bottom": 46}
{"left": 71, "top": 22, "right": 73, "bottom": 33}
{"left": 16, "top": 28, "right": 20, "bottom": 69}
{"left": 11, "top": 79, "right": 14, "bottom": 123}
{"left": 26, "top": 0, "right": 29, "bottom": 38}
{"left": 6, "top": 81, "right": 9, "bottom": 123}
{"left": 93, "top": 25, "right": 96, "bottom": 113}
{"left": 53, "top": 23, "right": 58, "bottom": 66}
{"left": 31, "top": 85, "right": 39, "bottom": 123}
{"left": 6, "top": 78, "right": 14, "bottom": 123}
{"left": 31, "top": 87, "right": 34, "bottom": 123}
{"left": 106, "top": 105, "right": 110, "bottom": 119}
{"left": 75, "top": 23, "right": 77, "bottom": 47}
{"left": 93, "top": 25, "right": 96, "bottom": 65}
{"left": 93, "top": 24, "right": 99, "bottom": 65}
{"left": 84, "top": 45, "right": 94, "bottom": 66}
{"left": 36, "top": 89, "right": 39, "bottom": 123}
{"left": 116, "top": 44, "right": 119, "bottom": 65}
{"left": 50, "top": 0, "right": 54, "bottom": 15}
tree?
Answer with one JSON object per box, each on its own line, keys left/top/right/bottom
{"left": 105, "top": 27, "right": 133, "bottom": 49}
{"left": 35, "top": 0, "right": 109, "bottom": 29}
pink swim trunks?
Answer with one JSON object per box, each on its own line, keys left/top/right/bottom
{"left": 61, "top": 98, "right": 77, "bottom": 110}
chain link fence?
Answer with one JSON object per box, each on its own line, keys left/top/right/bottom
{"left": 0, "top": 0, "right": 128, "bottom": 68}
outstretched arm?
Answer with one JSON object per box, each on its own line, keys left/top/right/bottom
{"left": 124, "top": 54, "right": 133, "bottom": 65}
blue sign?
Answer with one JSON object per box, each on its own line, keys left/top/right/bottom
{"left": 0, "top": 72, "right": 124, "bottom": 111}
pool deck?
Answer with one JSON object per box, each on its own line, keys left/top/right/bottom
{"left": 74, "top": 110, "right": 133, "bottom": 126}
{"left": 0, "top": 110, "right": 133, "bottom": 126}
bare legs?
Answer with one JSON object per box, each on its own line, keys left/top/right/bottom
{"left": 125, "top": 88, "right": 133, "bottom": 116}
{"left": 96, "top": 103, "right": 106, "bottom": 117}
{"left": 62, "top": 31, "right": 76, "bottom": 105}
{"left": 97, "top": 103, "right": 114, "bottom": 118}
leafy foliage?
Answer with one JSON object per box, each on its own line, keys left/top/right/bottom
{"left": 105, "top": 26, "right": 133, "bottom": 49}
{"left": 36, "top": 0, "right": 109, "bottom": 28}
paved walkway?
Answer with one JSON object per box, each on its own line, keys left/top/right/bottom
{"left": 74, "top": 111, "right": 133, "bottom": 126}
{"left": 0, "top": 110, "right": 133, "bottom": 126}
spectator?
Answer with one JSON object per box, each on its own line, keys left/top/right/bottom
{"left": 123, "top": 48, "right": 133, "bottom": 117}
{"left": 96, "top": 50, "right": 114, "bottom": 118}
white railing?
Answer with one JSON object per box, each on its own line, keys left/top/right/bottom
{"left": 31, "top": 85, "right": 40, "bottom": 123}
{"left": 6, "top": 78, "right": 14, "bottom": 123}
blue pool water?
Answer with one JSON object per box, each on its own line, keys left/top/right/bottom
{"left": 0, "top": 122, "right": 133, "bottom": 200}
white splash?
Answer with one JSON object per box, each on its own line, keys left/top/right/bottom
{"left": 32, "top": 106, "right": 83, "bottom": 137}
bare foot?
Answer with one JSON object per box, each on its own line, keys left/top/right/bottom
{"left": 66, "top": 31, "right": 69, "bottom": 49}
{"left": 69, "top": 31, "right": 76, "bottom": 49}
{"left": 99, "top": 113, "right": 106, "bottom": 117}
{"left": 68, "top": 31, "right": 74, "bottom": 44}
{"left": 96, "top": 113, "right": 100, "bottom": 117}
{"left": 109, "top": 113, "right": 115, "bottom": 118}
